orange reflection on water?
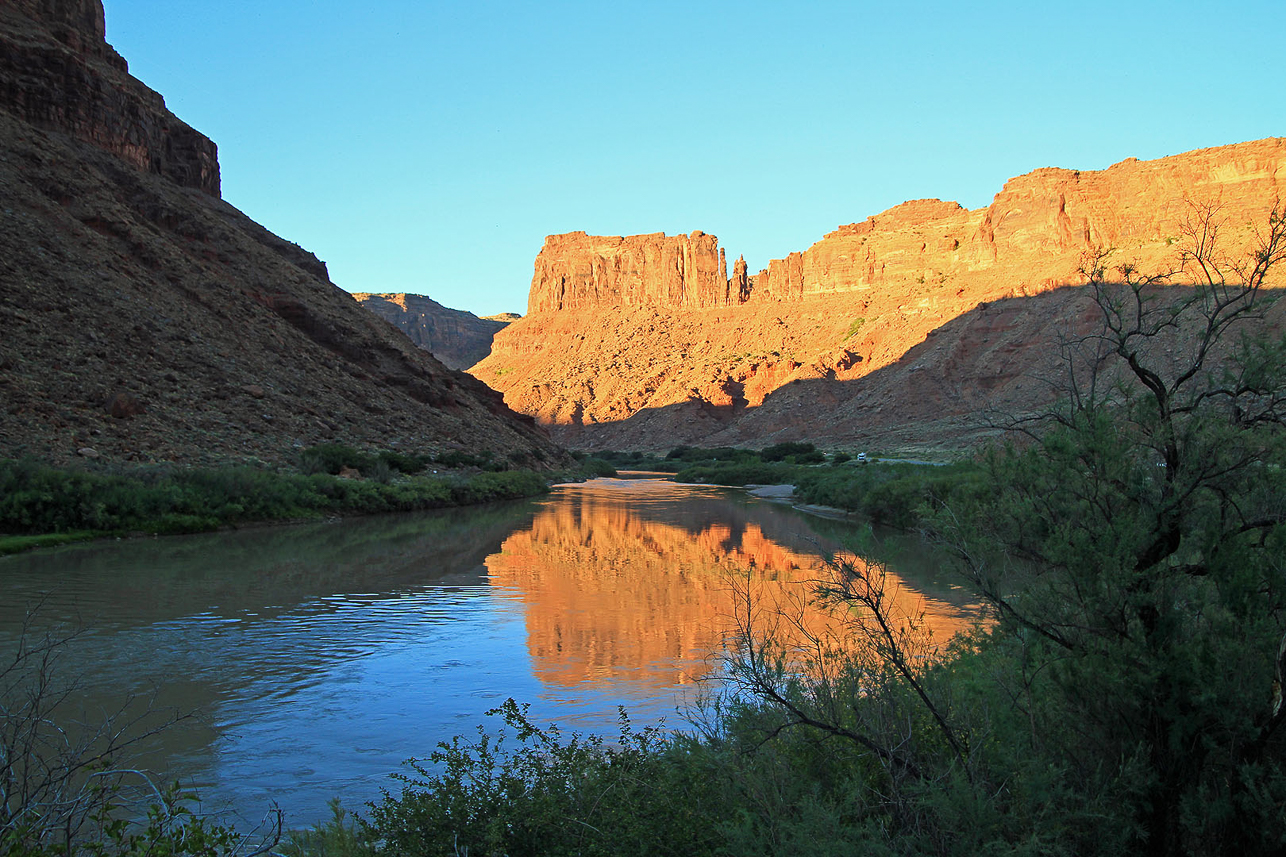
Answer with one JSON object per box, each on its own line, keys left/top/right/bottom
{"left": 485, "top": 479, "right": 977, "bottom": 690}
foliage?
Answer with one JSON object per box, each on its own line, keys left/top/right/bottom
{"left": 279, "top": 801, "right": 375, "bottom": 857}
{"left": 0, "top": 459, "right": 550, "bottom": 545}
{"left": 759, "top": 442, "right": 822, "bottom": 463}
{"left": 365, "top": 700, "right": 723, "bottom": 857}
{"left": 673, "top": 461, "right": 800, "bottom": 486}
{"left": 577, "top": 458, "right": 618, "bottom": 478}
{"left": 665, "top": 445, "right": 761, "bottom": 464}
{"left": 794, "top": 461, "right": 986, "bottom": 528}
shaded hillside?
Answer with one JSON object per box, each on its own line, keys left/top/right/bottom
{"left": 472, "top": 139, "right": 1286, "bottom": 451}
{"left": 355, "top": 292, "right": 512, "bottom": 370}
{"left": 0, "top": 0, "right": 564, "bottom": 467}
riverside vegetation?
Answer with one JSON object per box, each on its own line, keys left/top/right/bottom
{"left": 0, "top": 444, "right": 617, "bottom": 556}
{"left": 5, "top": 207, "right": 1286, "bottom": 856}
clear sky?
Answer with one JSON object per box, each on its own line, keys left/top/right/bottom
{"left": 102, "top": 0, "right": 1285, "bottom": 318}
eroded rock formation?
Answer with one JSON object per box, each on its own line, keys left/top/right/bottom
{"left": 0, "top": 0, "right": 564, "bottom": 466}
{"left": 473, "top": 139, "right": 1286, "bottom": 452}
{"left": 356, "top": 293, "right": 512, "bottom": 370}
{"left": 529, "top": 230, "right": 732, "bottom": 311}
{"left": 0, "top": 0, "right": 220, "bottom": 194}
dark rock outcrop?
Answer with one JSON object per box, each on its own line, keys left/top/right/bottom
{"left": 355, "top": 293, "right": 512, "bottom": 370}
{"left": 0, "top": 0, "right": 564, "bottom": 466}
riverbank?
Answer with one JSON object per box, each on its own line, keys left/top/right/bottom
{"left": 0, "top": 450, "right": 608, "bottom": 556}
{"left": 744, "top": 483, "right": 855, "bottom": 520}
{"left": 670, "top": 452, "right": 984, "bottom": 530}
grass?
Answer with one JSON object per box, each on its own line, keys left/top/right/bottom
{"left": 0, "top": 531, "right": 97, "bottom": 556}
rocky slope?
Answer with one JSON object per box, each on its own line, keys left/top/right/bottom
{"left": 354, "top": 293, "right": 512, "bottom": 370}
{"left": 473, "top": 139, "right": 1286, "bottom": 452}
{"left": 0, "top": 0, "right": 564, "bottom": 467}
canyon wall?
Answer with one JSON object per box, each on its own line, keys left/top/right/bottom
{"left": 474, "top": 139, "right": 1286, "bottom": 452}
{"left": 0, "top": 0, "right": 220, "bottom": 195}
{"left": 355, "top": 293, "right": 511, "bottom": 370}
{"left": 529, "top": 230, "right": 732, "bottom": 311}
{"left": 0, "top": 0, "right": 565, "bottom": 466}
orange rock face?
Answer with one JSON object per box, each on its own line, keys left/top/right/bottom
{"left": 529, "top": 230, "right": 732, "bottom": 311}
{"left": 473, "top": 139, "right": 1286, "bottom": 452}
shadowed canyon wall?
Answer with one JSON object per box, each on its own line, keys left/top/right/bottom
{"left": 0, "top": 0, "right": 564, "bottom": 466}
{"left": 473, "top": 139, "right": 1286, "bottom": 452}
{"left": 355, "top": 293, "right": 512, "bottom": 370}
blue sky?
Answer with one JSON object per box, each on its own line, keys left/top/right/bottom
{"left": 103, "top": 1, "right": 1285, "bottom": 317}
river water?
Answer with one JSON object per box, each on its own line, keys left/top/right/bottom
{"left": 0, "top": 476, "right": 980, "bottom": 828}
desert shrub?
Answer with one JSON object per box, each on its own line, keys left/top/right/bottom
{"left": 435, "top": 450, "right": 500, "bottom": 470}
{"left": 446, "top": 471, "right": 548, "bottom": 505}
{"left": 674, "top": 461, "right": 799, "bottom": 486}
{"left": 579, "top": 458, "right": 618, "bottom": 478}
{"left": 759, "top": 441, "right": 816, "bottom": 462}
{"left": 297, "top": 443, "right": 373, "bottom": 476}
{"left": 376, "top": 450, "right": 429, "bottom": 475}
{"left": 365, "top": 700, "right": 723, "bottom": 857}
{"left": 0, "top": 459, "right": 548, "bottom": 546}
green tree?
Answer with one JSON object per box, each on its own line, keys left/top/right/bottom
{"left": 718, "top": 202, "right": 1286, "bottom": 855}
{"left": 937, "top": 201, "right": 1286, "bottom": 855}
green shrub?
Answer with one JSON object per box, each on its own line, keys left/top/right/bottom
{"left": 0, "top": 458, "right": 549, "bottom": 547}
{"left": 297, "top": 443, "right": 373, "bottom": 475}
{"left": 674, "top": 461, "right": 799, "bottom": 486}
{"left": 366, "top": 700, "right": 723, "bottom": 857}
{"left": 759, "top": 441, "right": 816, "bottom": 462}
{"left": 579, "top": 458, "right": 618, "bottom": 478}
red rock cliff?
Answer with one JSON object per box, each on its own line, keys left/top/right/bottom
{"left": 474, "top": 138, "right": 1286, "bottom": 453}
{"left": 0, "top": 0, "right": 220, "bottom": 195}
{"left": 529, "top": 230, "right": 732, "bottom": 310}
{"left": 753, "top": 141, "right": 1286, "bottom": 301}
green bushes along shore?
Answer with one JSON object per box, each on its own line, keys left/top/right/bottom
{"left": 0, "top": 443, "right": 593, "bottom": 555}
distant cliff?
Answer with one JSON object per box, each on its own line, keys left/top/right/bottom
{"left": 355, "top": 293, "right": 513, "bottom": 370}
{"left": 473, "top": 139, "right": 1286, "bottom": 452}
{"left": 529, "top": 230, "right": 733, "bottom": 311}
{"left": 0, "top": 0, "right": 564, "bottom": 466}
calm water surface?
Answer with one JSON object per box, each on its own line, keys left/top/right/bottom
{"left": 0, "top": 477, "right": 979, "bottom": 827}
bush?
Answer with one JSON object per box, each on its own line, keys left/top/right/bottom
{"left": 0, "top": 459, "right": 550, "bottom": 545}
{"left": 759, "top": 441, "right": 816, "bottom": 462}
{"left": 579, "top": 458, "right": 618, "bottom": 478}
{"left": 674, "top": 461, "right": 799, "bottom": 486}
{"left": 366, "top": 700, "right": 723, "bottom": 857}
{"left": 297, "top": 443, "right": 374, "bottom": 476}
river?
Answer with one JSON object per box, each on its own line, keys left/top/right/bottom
{"left": 0, "top": 476, "right": 980, "bottom": 828}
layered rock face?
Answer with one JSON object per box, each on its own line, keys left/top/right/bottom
{"left": 0, "top": 0, "right": 219, "bottom": 195}
{"left": 355, "top": 293, "right": 512, "bottom": 370}
{"left": 474, "top": 139, "right": 1286, "bottom": 452}
{"left": 0, "top": 0, "right": 564, "bottom": 466}
{"left": 529, "top": 230, "right": 732, "bottom": 311}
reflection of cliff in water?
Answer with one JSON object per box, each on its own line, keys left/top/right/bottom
{"left": 486, "top": 478, "right": 979, "bottom": 690}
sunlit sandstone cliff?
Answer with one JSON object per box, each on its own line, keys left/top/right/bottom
{"left": 472, "top": 139, "right": 1286, "bottom": 452}
{"left": 0, "top": 0, "right": 563, "bottom": 465}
